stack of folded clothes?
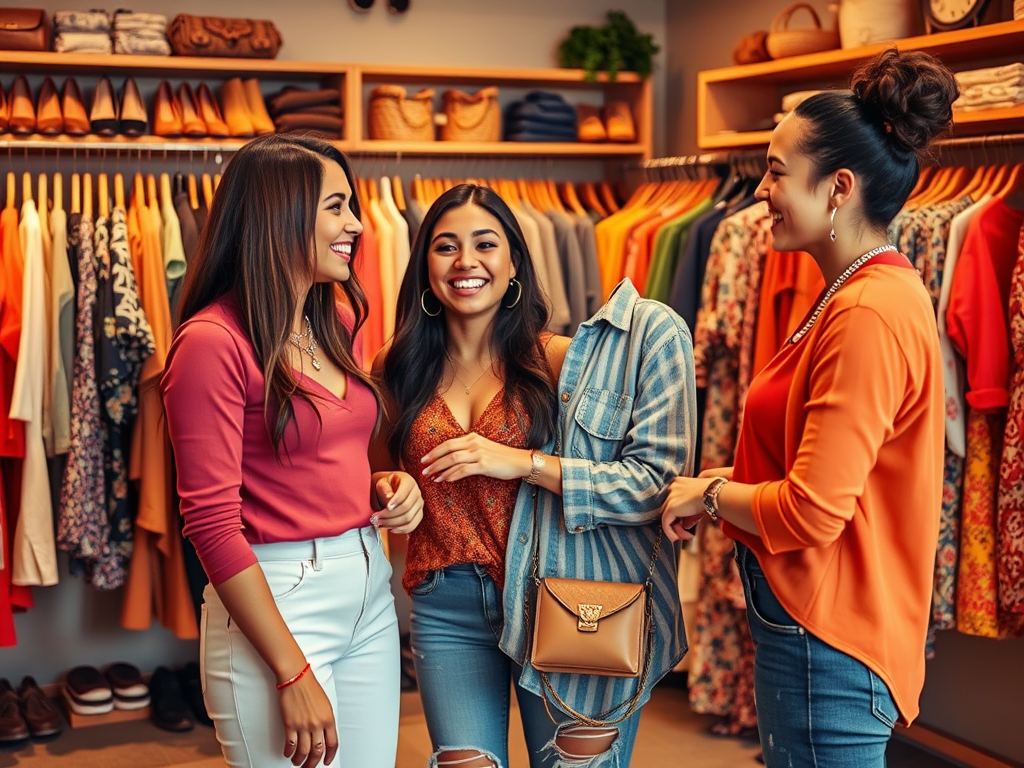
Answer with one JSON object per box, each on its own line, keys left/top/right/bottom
{"left": 504, "top": 91, "right": 577, "bottom": 142}
{"left": 112, "top": 11, "right": 170, "bottom": 55}
{"left": 269, "top": 85, "right": 344, "bottom": 138}
{"left": 52, "top": 10, "right": 112, "bottom": 54}
{"left": 955, "top": 63, "right": 1024, "bottom": 112}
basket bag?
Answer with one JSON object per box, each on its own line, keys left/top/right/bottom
{"left": 168, "top": 14, "right": 282, "bottom": 59}
{"left": 440, "top": 87, "right": 501, "bottom": 142}
{"left": 0, "top": 8, "right": 48, "bottom": 52}
{"left": 368, "top": 85, "right": 435, "bottom": 141}
{"left": 528, "top": 493, "right": 660, "bottom": 726}
{"left": 765, "top": 3, "right": 840, "bottom": 59}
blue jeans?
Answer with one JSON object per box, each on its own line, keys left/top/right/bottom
{"left": 410, "top": 564, "right": 641, "bottom": 768}
{"left": 736, "top": 545, "right": 898, "bottom": 768}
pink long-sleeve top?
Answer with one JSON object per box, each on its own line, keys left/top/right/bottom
{"left": 160, "top": 297, "right": 377, "bottom": 586}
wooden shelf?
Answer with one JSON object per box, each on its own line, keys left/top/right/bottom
{"left": 0, "top": 56, "right": 653, "bottom": 160}
{"left": 698, "top": 18, "right": 1024, "bottom": 150}
{"left": 350, "top": 140, "right": 647, "bottom": 157}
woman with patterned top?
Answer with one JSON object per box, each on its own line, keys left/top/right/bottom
{"left": 375, "top": 183, "right": 696, "bottom": 768}
{"left": 162, "top": 134, "right": 423, "bottom": 768}
{"left": 660, "top": 50, "right": 957, "bottom": 768}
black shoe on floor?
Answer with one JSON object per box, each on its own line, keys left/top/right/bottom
{"left": 177, "top": 663, "right": 212, "bottom": 727}
{"left": 149, "top": 667, "right": 194, "bottom": 733}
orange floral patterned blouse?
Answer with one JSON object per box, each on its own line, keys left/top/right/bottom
{"left": 401, "top": 390, "right": 528, "bottom": 593}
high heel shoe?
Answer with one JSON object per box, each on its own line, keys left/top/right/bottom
{"left": 242, "top": 79, "right": 275, "bottom": 135}
{"left": 119, "top": 77, "right": 148, "bottom": 136}
{"left": 152, "top": 81, "right": 182, "bottom": 137}
{"left": 62, "top": 78, "right": 90, "bottom": 136}
{"left": 8, "top": 75, "right": 36, "bottom": 135}
{"left": 36, "top": 77, "right": 63, "bottom": 135}
{"left": 90, "top": 75, "right": 118, "bottom": 136}
{"left": 220, "top": 78, "right": 254, "bottom": 138}
{"left": 177, "top": 83, "right": 206, "bottom": 137}
{"left": 196, "top": 83, "right": 229, "bottom": 138}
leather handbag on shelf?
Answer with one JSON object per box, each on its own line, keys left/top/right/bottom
{"left": 440, "top": 87, "right": 501, "bottom": 142}
{"left": 168, "top": 14, "right": 282, "bottom": 59}
{"left": 0, "top": 8, "right": 49, "bottom": 52}
{"left": 527, "top": 493, "right": 661, "bottom": 726}
{"left": 368, "top": 85, "right": 435, "bottom": 141}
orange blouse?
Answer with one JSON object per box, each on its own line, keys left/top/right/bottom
{"left": 401, "top": 390, "right": 528, "bottom": 593}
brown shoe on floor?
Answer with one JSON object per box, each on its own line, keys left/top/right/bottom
{"left": 0, "top": 679, "right": 29, "bottom": 743}
{"left": 62, "top": 78, "right": 89, "bottom": 136}
{"left": 8, "top": 75, "right": 36, "bottom": 135}
{"left": 18, "top": 677, "right": 62, "bottom": 738}
{"left": 36, "top": 77, "right": 63, "bottom": 135}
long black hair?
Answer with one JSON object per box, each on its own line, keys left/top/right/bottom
{"left": 382, "top": 184, "right": 554, "bottom": 463}
{"left": 176, "top": 133, "right": 380, "bottom": 454}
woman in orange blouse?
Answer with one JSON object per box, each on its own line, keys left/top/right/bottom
{"left": 660, "top": 49, "right": 956, "bottom": 767}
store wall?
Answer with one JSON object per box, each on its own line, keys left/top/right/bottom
{"left": 666, "top": 2, "right": 1024, "bottom": 764}
{"left": 0, "top": 0, "right": 667, "bottom": 685}
{"left": 665, "top": 0, "right": 837, "bottom": 156}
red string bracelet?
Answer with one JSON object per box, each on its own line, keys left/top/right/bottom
{"left": 276, "top": 662, "right": 311, "bottom": 690}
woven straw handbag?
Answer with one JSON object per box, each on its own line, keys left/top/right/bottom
{"left": 440, "top": 87, "right": 501, "bottom": 142}
{"left": 367, "top": 85, "right": 435, "bottom": 141}
{"left": 765, "top": 3, "right": 840, "bottom": 59}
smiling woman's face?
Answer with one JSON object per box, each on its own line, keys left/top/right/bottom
{"left": 426, "top": 202, "right": 516, "bottom": 321}
{"left": 313, "top": 159, "right": 362, "bottom": 284}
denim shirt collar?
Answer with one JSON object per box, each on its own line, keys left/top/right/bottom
{"left": 581, "top": 278, "right": 638, "bottom": 333}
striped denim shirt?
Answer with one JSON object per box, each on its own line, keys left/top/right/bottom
{"left": 499, "top": 278, "right": 697, "bottom": 722}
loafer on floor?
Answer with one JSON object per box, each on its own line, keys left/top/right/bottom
{"left": 63, "top": 666, "right": 113, "bottom": 716}
{"left": 104, "top": 663, "right": 150, "bottom": 711}
{"left": 18, "top": 677, "right": 63, "bottom": 738}
{"left": 149, "top": 667, "right": 194, "bottom": 732}
{"left": 0, "top": 679, "right": 29, "bottom": 743}
{"left": 178, "top": 663, "right": 212, "bottom": 726}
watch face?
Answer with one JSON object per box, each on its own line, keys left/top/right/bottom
{"left": 929, "top": 0, "right": 980, "bottom": 24}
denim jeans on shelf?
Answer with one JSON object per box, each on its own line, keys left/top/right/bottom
{"left": 735, "top": 544, "right": 898, "bottom": 768}
{"left": 410, "top": 564, "right": 641, "bottom": 768}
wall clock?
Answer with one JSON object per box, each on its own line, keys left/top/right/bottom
{"left": 924, "top": 0, "right": 994, "bottom": 32}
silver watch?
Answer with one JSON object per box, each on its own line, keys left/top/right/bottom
{"left": 526, "top": 450, "right": 546, "bottom": 485}
{"left": 702, "top": 477, "right": 729, "bottom": 521}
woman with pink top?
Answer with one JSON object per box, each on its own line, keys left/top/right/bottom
{"left": 162, "top": 134, "right": 423, "bottom": 768}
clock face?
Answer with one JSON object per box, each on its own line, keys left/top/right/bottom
{"left": 929, "top": 0, "right": 981, "bottom": 23}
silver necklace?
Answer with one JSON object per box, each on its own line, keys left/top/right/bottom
{"left": 289, "top": 316, "right": 322, "bottom": 371}
{"left": 790, "top": 245, "right": 898, "bottom": 344}
{"left": 448, "top": 358, "right": 495, "bottom": 395}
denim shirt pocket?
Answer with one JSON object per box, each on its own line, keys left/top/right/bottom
{"left": 571, "top": 386, "right": 634, "bottom": 461}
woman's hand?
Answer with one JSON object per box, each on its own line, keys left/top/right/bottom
{"left": 372, "top": 472, "right": 424, "bottom": 534}
{"left": 279, "top": 671, "right": 337, "bottom": 767}
{"left": 659, "top": 476, "right": 715, "bottom": 543}
{"left": 420, "top": 433, "right": 532, "bottom": 483}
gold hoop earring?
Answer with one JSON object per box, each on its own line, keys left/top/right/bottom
{"left": 420, "top": 289, "right": 442, "bottom": 317}
{"left": 504, "top": 278, "right": 522, "bottom": 309}
{"left": 830, "top": 206, "right": 837, "bottom": 242}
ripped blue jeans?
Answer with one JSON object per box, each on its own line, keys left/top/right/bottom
{"left": 736, "top": 544, "right": 898, "bottom": 768}
{"left": 410, "top": 564, "right": 641, "bottom": 768}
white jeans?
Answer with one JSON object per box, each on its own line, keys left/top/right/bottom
{"left": 201, "top": 527, "right": 400, "bottom": 768}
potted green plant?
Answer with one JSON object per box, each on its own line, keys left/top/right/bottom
{"left": 558, "top": 11, "right": 659, "bottom": 81}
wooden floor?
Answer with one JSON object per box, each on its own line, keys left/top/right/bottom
{"left": 0, "top": 684, "right": 959, "bottom": 768}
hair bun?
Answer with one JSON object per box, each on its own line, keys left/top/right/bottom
{"left": 851, "top": 48, "right": 959, "bottom": 153}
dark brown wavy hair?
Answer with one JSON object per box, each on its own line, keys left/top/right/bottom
{"left": 382, "top": 184, "right": 555, "bottom": 463}
{"left": 176, "top": 133, "right": 379, "bottom": 456}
